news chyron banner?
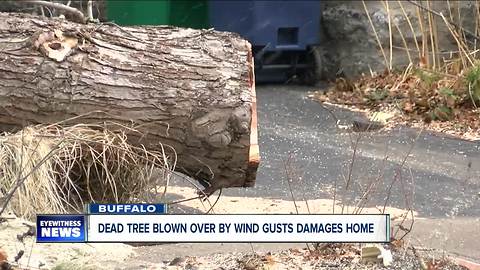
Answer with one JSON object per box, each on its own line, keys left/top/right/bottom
{"left": 37, "top": 204, "right": 390, "bottom": 243}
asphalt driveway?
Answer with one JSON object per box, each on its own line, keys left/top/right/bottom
{"left": 225, "top": 85, "right": 479, "bottom": 218}
{"left": 131, "top": 84, "right": 480, "bottom": 264}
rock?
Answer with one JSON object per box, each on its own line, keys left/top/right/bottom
{"left": 381, "top": 248, "right": 393, "bottom": 267}
{"left": 0, "top": 249, "right": 10, "bottom": 270}
{"left": 169, "top": 257, "right": 186, "bottom": 266}
{"left": 13, "top": 250, "right": 24, "bottom": 263}
{"left": 0, "top": 262, "right": 12, "bottom": 270}
{"left": 361, "top": 245, "right": 382, "bottom": 263}
{"left": 361, "top": 244, "right": 393, "bottom": 266}
{"left": 185, "top": 263, "right": 200, "bottom": 270}
{"left": 352, "top": 118, "right": 384, "bottom": 132}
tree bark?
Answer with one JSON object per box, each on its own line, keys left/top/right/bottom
{"left": 0, "top": 12, "right": 259, "bottom": 194}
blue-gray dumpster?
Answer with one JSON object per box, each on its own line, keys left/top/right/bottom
{"left": 209, "top": 1, "right": 322, "bottom": 83}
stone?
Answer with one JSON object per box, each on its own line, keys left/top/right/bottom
{"left": 319, "top": 1, "right": 476, "bottom": 79}
{"left": 169, "top": 257, "right": 186, "bottom": 266}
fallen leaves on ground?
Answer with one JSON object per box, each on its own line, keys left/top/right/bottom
{"left": 311, "top": 68, "right": 480, "bottom": 140}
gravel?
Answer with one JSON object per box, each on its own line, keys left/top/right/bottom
{"left": 133, "top": 244, "right": 469, "bottom": 270}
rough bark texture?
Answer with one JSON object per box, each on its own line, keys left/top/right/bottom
{"left": 0, "top": 12, "right": 259, "bottom": 193}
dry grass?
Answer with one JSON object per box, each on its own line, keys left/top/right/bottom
{"left": 363, "top": 0, "right": 480, "bottom": 75}
{"left": 315, "top": 1, "right": 480, "bottom": 140}
{"left": 0, "top": 124, "right": 175, "bottom": 220}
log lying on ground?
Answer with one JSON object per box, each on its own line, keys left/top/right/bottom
{"left": 0, "top": 12, "right": 259, "bottom": 194}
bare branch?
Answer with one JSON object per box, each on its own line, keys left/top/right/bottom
{"left": 24, "top": 0, "right": 86, "bottom": 24}
{"left": 87, "top": 0, "right": 94, "bottom": 21}
{"left": 407, "top": 0, "right": 480, "bottom": 43}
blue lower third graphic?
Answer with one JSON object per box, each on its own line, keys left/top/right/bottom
{"left": 36, "top": 215, "right": 86, "bottom": 243}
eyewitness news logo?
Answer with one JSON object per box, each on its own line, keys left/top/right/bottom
{"left": 36, "top": 215, "right": 86, "bottom": 243}
{"left": 36, "top": 204, "right": 166, "bottom": 243}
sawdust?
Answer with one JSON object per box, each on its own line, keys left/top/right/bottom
{"left": 166, "top": 186, "right": 416, "bottom": 218}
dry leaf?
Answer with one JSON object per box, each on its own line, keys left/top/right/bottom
{"left": 390, "top": 238, "right": 404, "bottom": 249}
{"left": 0, "top": 248, "right": 7, "bottom": 262}
{"left": 264, "top": 255, "right": 276, "bottom": 266}
{"left": 404, "top": 102, "right": 414, "bottom": 112}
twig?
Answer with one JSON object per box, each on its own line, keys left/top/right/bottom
{"left": 167, "top": 171, "right": 216, "bottom": 211}
{"left": 283, "top": 154, "right": 313, "bottom": 253}
{"left": 345, "top": 134, "right": 360, "bottom": 191}
{"left": 393, "top": 16, "right": 413, "bottom": 64}
{"left": 97, "top": 22, "right": 143, "bottom": 42}
{"left": 431, "top": 1, "right": 441, "bottom": 70}
{"left": 0, "top": 139, "right": 65, "bottom": 216}
{"left": 87, "top": 0, "right": 94, "bottom": 22}
{"left": 332, "top": 174, "right": 338, "bottom": 214}
{"left": 382, "top": 128, "right": 423, "bottom": 213}
{"left": 398, "top": 0, "right": 421, "bottom": 58}
{"left": 287, "top": 156, "right": 311, "bottom": 213}
{"left": 416, "top": 66, "right": 460, "bottom": 79}
{"left": 426, "top": 0, "right": 437, "bottom": 69}
{"left": 167, "top": 195, "right": 203, "bottom": 205}
{"left": 284, "top": 154, "right": 299, "bottom": 213}
{"left": 24, "top": 0, "right": 86, "bottom": 24}
{"left": 439, "top": 13, "right": 475, "bottom": 67}
{"left": 468, "top": 82, "right": 479, "bottom": 109}
{"left": 362, "top": 0, "right": 389, "bottom": 71}
{"left": 354, "top": 153, "right": 388, "bottom": 214}
{"left": 26, "top": 233, "right": 36, "bottom": 269}
{"left": 206, "top": 189, "right": 222, "bottom": 214}
{"left": 14, "top": 250, "right": 24, "bottom": 263}
{"left": 416, "top": 2, "right": 429, "bottom": 68}
{"left": 407, "top": 0, "right": 480, "bottom": 43}
{"left": 446, "top": 0, "right": 454, "bottom": 22}
{"left": 384, "top": 0, "right": 393, "bottom": 70}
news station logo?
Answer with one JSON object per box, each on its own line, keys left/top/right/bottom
{"left": 36, "top": 215, "right": 86, "bottom": 243}
{"left": 36, "top": 204, "right": 166, "bottom": 243}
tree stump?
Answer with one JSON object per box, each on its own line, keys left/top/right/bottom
{"left": 0, "top": 12, "right": 259, "bottom": 194}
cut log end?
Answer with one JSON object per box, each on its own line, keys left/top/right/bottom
{"left": 246, "top": 51, "right": 260, "bottom": 188}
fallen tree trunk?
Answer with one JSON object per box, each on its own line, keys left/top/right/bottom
{"left": 0, "top": 12, "right": 259, "bottom": 194}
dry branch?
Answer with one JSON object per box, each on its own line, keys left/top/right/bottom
{"left": 23, "top": 0, "right": 86, "bottom": 23}
{"left": 407, "top": 0, "right": 480, "bottom": 43}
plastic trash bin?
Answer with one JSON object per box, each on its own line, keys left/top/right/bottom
{"left": 208, "top": 0, "right": 322, "bottom": 83}
{"left": 170, "top": 0, "right": 209, "bottom": 29}
{"left": 106, "top": 0, "right": 171, "bottom": 25}
{"left": 106, "top": 0, "right": 208, "bottom": 29}
{"left": 209, "top": 1, "right": 321, "bottom": 51}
